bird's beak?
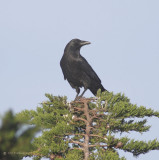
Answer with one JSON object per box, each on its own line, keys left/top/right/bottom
{"left": 80, "top": 41, "right": 91, "bottom": 46}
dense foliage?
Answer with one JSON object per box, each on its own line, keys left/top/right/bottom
{"left": 0, "top": 110, "right": 38, "bottom": 160}
{"left": 15, "top": 91, "right": 159, "bottom": 160}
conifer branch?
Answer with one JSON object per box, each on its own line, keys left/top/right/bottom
{"left": 73, "top": 117, "right": 88, "bottom": 124}
{"left": 89, "top": 134, "right": 108, "bottom": 141}
{"left": 14, "top": 93, "right": 159, "bottom": 160}
{"left": 69, "top": 140, "right": 84, "bottom": 147}
{"left": 88, "top": 144, "right": 108, "bottom": 148}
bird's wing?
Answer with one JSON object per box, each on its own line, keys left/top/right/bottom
{"left": 60, "top": 57, "right": 67, "bottom": 80}
{"left": 79, "top": 56, "right": 101, "bottom": 83}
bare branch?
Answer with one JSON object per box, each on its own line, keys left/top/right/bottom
{"left": 89, "top": 144, "right": 107, "bottom": 148}
{"left": 74, "top": 117, "right": 88, "bottom": 124}
{"left": 71, "top": 148, "right": 84, "bottom": 151}
{"left": 90, "top": 134, "right": 108, "bottom": 141}
{"left": 73, "top": 107, "right": 84, "bottom": 111}
{"left": 69, "top": 140, "right": 84, "bottom": 147}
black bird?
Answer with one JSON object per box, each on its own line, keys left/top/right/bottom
{"left": 60, "top": 38, "right": 106, "bottom": 100}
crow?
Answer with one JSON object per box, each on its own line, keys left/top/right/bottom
{"left": 60, "top": 38, "right": 107, "bottom": 100}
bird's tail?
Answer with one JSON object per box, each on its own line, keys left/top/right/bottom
{"left": 89, "top": 83, "right": 107, "bottom": 96}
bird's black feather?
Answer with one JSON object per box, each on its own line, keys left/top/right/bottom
{"left": 60, "top": 38, "right": 107, "bottom": 99}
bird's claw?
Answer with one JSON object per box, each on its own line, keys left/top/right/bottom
{"left": 74, "top": 96, "right": 85, "bottom": 101}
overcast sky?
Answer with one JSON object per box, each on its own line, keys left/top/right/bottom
{"left": 0, "top": 0, "right": 159, "bottom": 160}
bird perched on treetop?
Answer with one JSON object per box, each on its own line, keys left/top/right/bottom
{"left": 60, "top": 38, "right": 107, "bottom": 100}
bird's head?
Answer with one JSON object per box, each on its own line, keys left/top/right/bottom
{"left": 66, "top": 39, "right": 91, "bottom": 51}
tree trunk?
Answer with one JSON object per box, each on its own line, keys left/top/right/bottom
{"left": 83, "top": 101, "right": 91, "bottom": 160}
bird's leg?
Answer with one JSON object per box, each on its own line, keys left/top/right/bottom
{"left": 74, "top": 87, "right": 80, "bottom": 100}
{"left": 79, "top": 88, "right": 87, "bottom": 98}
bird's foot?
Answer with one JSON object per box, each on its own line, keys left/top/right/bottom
{"left": 74, "top": 96, "right": 85, "bottom": 101}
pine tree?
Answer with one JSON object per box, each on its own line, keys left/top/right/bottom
{"left": 0, "top": 110, "right": 39, "bottom": 160}
{"left": 16, "top": 91, "right": 159, "bottom": 160}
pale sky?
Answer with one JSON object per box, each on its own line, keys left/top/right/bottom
{"left": 0, "top": 1, "right": 159, "bottom": 160}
